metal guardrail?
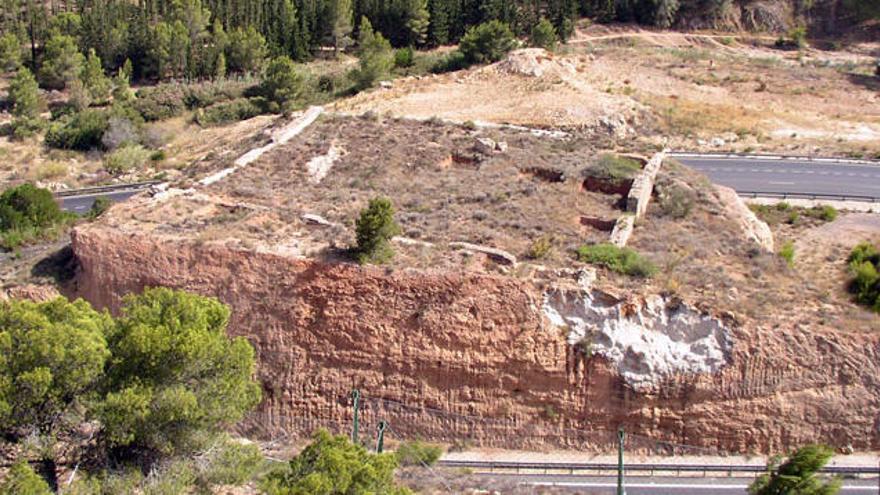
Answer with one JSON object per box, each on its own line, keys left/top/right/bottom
{"left": 670, "top": 151, "right": 880, "bottom": 166}
{"left": 54, "top": 180, "right": 162, "bottom": 198}
{"left": 737, "top": 191, "right": 880, "bottom": 203}
{"left": 438, "top": 460, "right": 880, "bottom": 476}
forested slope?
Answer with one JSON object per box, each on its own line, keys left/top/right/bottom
{"left": 0, "top": 0, "right": 875, "bottom": 83}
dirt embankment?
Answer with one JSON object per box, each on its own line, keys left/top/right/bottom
{"left": 69, "top": 222, "right": 880, "bottom": 453}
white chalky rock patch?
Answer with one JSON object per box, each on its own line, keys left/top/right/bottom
{"left": 542, "top": 289, "right": 731, "bottom": 389}
{"left": 306, "top": 144, "right": 344, "bottom": 184}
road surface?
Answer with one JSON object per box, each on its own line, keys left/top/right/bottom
{"left": 675, "top": 155, "right": 880, "bottom": 200}
{"left": 470, "top": 473, "right": 879, "bottom": 494}
{"left": 59, "top": 188, "right": 144, "bottom": 214}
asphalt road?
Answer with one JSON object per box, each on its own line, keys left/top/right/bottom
{"left": 675, "top": 156, "right": 880, "bottom": 200}
{"left": 472, "top": 473, "right": 879, "bottom": 494}
{"left": 59, "top": 189, "right": 143, "bottom": 214}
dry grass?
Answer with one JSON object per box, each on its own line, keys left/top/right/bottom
{"left": 99, "top": 115, "right": 636, "bottom": 272}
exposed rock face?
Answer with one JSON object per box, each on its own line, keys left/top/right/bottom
{"left": 716, "top": 185, "right": 775, "bottom": 251}
{"left": 71, "top": 226, "right": 880, "bottom": 453}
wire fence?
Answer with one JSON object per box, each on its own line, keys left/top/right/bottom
{"left": 237, "top": 392, "right": 729, "bottom": 459}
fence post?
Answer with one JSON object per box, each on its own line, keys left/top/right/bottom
{"left": 375, "top": 420, "right": 387, "bottom": 453}
{"left": 351, "top": 389, "right": 360, "bottom": 445}
{"left": 617, "top": 428, "right": 626, "bottom": 495}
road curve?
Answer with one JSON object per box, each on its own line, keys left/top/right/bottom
{"left": 59, "top": 189, "right": 144, "bottom": 214}
{"left": 674, "top": 155, "right": 880, "bottom": 201}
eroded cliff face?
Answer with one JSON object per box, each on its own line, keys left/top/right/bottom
{"left": 70, "top": 226, "right": 880, "bottom": 453}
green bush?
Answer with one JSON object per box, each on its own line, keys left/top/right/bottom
{"left": 260, "top": 56, "right": 304, "bottom": 108}
{"left": 584, "top": 153, "right": 643, "bottom": 181}
{"left": 576, "top": 243, "right": 657, "bottom": 278}
{"left": 394, "top": 46, "right": 415, "bottom": 68}
{"left": 134, "top": 84, "right": 187, "bottom": 121}
{"left": 350, "top": 18, "right": 394, "bottom": 91}
{"left": 195, "top": 98, "right": 266, "bottom": 126}
{"left": 779, "top": 240, "right": 795, "bottom": 267}
{"left": 848, "top": 241, "right": 880, "bottom": 312}
{"left": 38, "top": 34, "right": 84, "bottom": 89}
{"left": 0, "top": 183, "right": 65, "bottom": 233}
{"left": 45, "top": 109, "right": 109, "bottom": 150}
{"left": 658, "top": 184, "right": 695, "bottom": 219}
{"left": 262, "top": 430, "right": 411, "bottom": 495}
{"left": 195, "top": 438, "right": 265, "bottom": 488}
{"left": 460, "top": 20, "right": 517, "bottom": 64}
{"left": 103, "top": 144, "right": 151, "bottom": 175}
{"left": 749, "top": 444, "right": 840, "bottom": 495}
{"left": 395, "top": 440, "right": 443, "bottom": 467}
{"left": 431, "top": 50, "right": 470, "bottom": 73}
{"left": 0, "top": 461, "right": 52, "bottom": 495}
{"left": 808, "top": 204, "right": 838, "bottom": 222}
{"left": 355, "top": 197, "right": 401, "bottom": 264}
{"left": 0, "top": 32, "right": 23, "bottom": 72}
{"left": 88, "top": 196, "right": 112, "bottom": 219}
{"left": 529, "top": 18, "right": 558, "bottom": 51}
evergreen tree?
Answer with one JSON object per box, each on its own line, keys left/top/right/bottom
{"left": 331, "top": 0, "right": 354, "bottom": 52}
{"left": 226, "top": 26, "right": 268, "bottom": 74}
{"left": 0, "top": 461, "right": 52, "bottom": 495}
{"left": 530, "top": 18, "right": 558, "bottom": 50}
{"left": 81, "top": 48, "right": 112, "bottom": 102}
{"left": 427, "top": 0, "right": 450, "bottom": 45}
{"left": 260, "top": 55, "right": 303, "bottom": 109}
{"left": 0, "top": 32, "right": 23, "bottom": 72}
{"left": 38, "top": 33, "right": 84, "bottom": 89}
{"left": 8, "top": 67, "right": 44, "bottom": 138}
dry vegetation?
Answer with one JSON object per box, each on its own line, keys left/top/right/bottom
{"left": 628, "top": 160, "right": 880, "bottom": 333}
{"left": 97, "top": 114, "right": 647, "bottom": 272}
{"left": 335, "top": 25, "right": 880, "bottom": 158}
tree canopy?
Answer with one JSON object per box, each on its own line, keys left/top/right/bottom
{"left": 0, "top": 288, "right": 262, "bottom": 471}
{"left": 262, "top": 430, "right": 411, "bottom": 495}
{"left": 749, "top": 444, "right": 842, "bottom": 495}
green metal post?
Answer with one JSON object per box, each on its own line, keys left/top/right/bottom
{"left": 351, "top": 390, "right": 360, "bottom": 445}
{"left": 617, "top": 427, "right": 626, "bottom": 495}
{"left": 376, "top": 420, "right": 387, "bottom": 453}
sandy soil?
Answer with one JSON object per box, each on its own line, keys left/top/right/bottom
{"left": 334, "top": 28, "right": 880, "bottom": 159}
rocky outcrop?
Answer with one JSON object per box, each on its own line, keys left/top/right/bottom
{"left": 716, "top": 185, "right": 775, "bottom": 251}
{"left": 70, "top": 226, "right": 880, "bottom": 453}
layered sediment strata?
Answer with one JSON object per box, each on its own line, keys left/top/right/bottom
{"left": 71, "top": 225, "right": 880, "bottom": 453}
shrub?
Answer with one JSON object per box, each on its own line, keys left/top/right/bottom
{"left": 394, "top": 46, "right": 415, "bottom": 68}
{"left": 134, "top": 84, "right": 187, "bottom": 121}
{"left": 779, "top": 240, "right": 795, "bottom": 267}
{"left": 0, "top": 183, "right": 65, "bottom": 233}
{"left": 848, "top": 242, "right": 880, "bottom": 311}
{"left": 809, "top": 205, "right": 838, "bottom": 222}
{"left": 349, "top": 18, "right": 394, "bottom": 91}
{"left": 226, "top": 27, "right": 268, "bottom": 74}
{"left": 584, "top": 153, "right": 643, "bottom": 181}
{"left": 101, "top": 116, "right": 140, "bottom": 150}
{"left": 30, "top": 161, "right": 68, "bottom": 181}
{"left": 529, "top": 18, "right": 558, "bottom": 51}
{"left": 103, "top": 144, "right": 151, "bottom": 174}
{"left": 431, "top": 50, "right": 470, "bottom": 73}
{"left": 459, "top": 20, "right": 517, "bottom": 64}
{"left": 527, "top": 236, "right": 553, "bottom": 259}
{"left": 195, "top": 438, "right": 265, "bottom": 488}
{"left": 0, "top": 32, "right": 23, "bottom": 72}
{"left": 576, "top": 243, "right": 657, "bottom": 277}
{"left": 355, "top": 197, "right": 401, "bottom": 264}
{"left": 196, "top": 98, "right": 265, "bottom": 126}
{"left": 260, "top": 56, "right": 304, "bottom": 109}
{"left": 262, "top": 430, "right": 410, "bottom": 495}
{"left": 45, "top": 109, "right": 109, "bottom": 150}
{"left": 88, "top": 196, "right": 112, "bottom": 219}
{"left": 0, "top": 461, "right": 52, "bottom": 495}
{"left": 749, "top": 444, "right": 840, "bottom": 495}
{"left": 395, "top": 440, "right": 443, "bottom": 467}
{"left": 81, "top": 48, "right": 112, "bottom": 102}
{"left": 658, "top": 183, "right": 695, "bottom": 219}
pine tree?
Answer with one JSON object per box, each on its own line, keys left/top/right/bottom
{"left": 38, "top": 33, "right": 84, "bottom": 89}
{"left": 9, "top": 66, "right": 42, "bottom": 120}
{"left": 427, "top": 0, "right": 449, "bottom": 45}
{"left": 81, "top": 48, "right": 111, "bottom": 102}
{"left": 331, "top": 0, "right": 354, "bottom": 52}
